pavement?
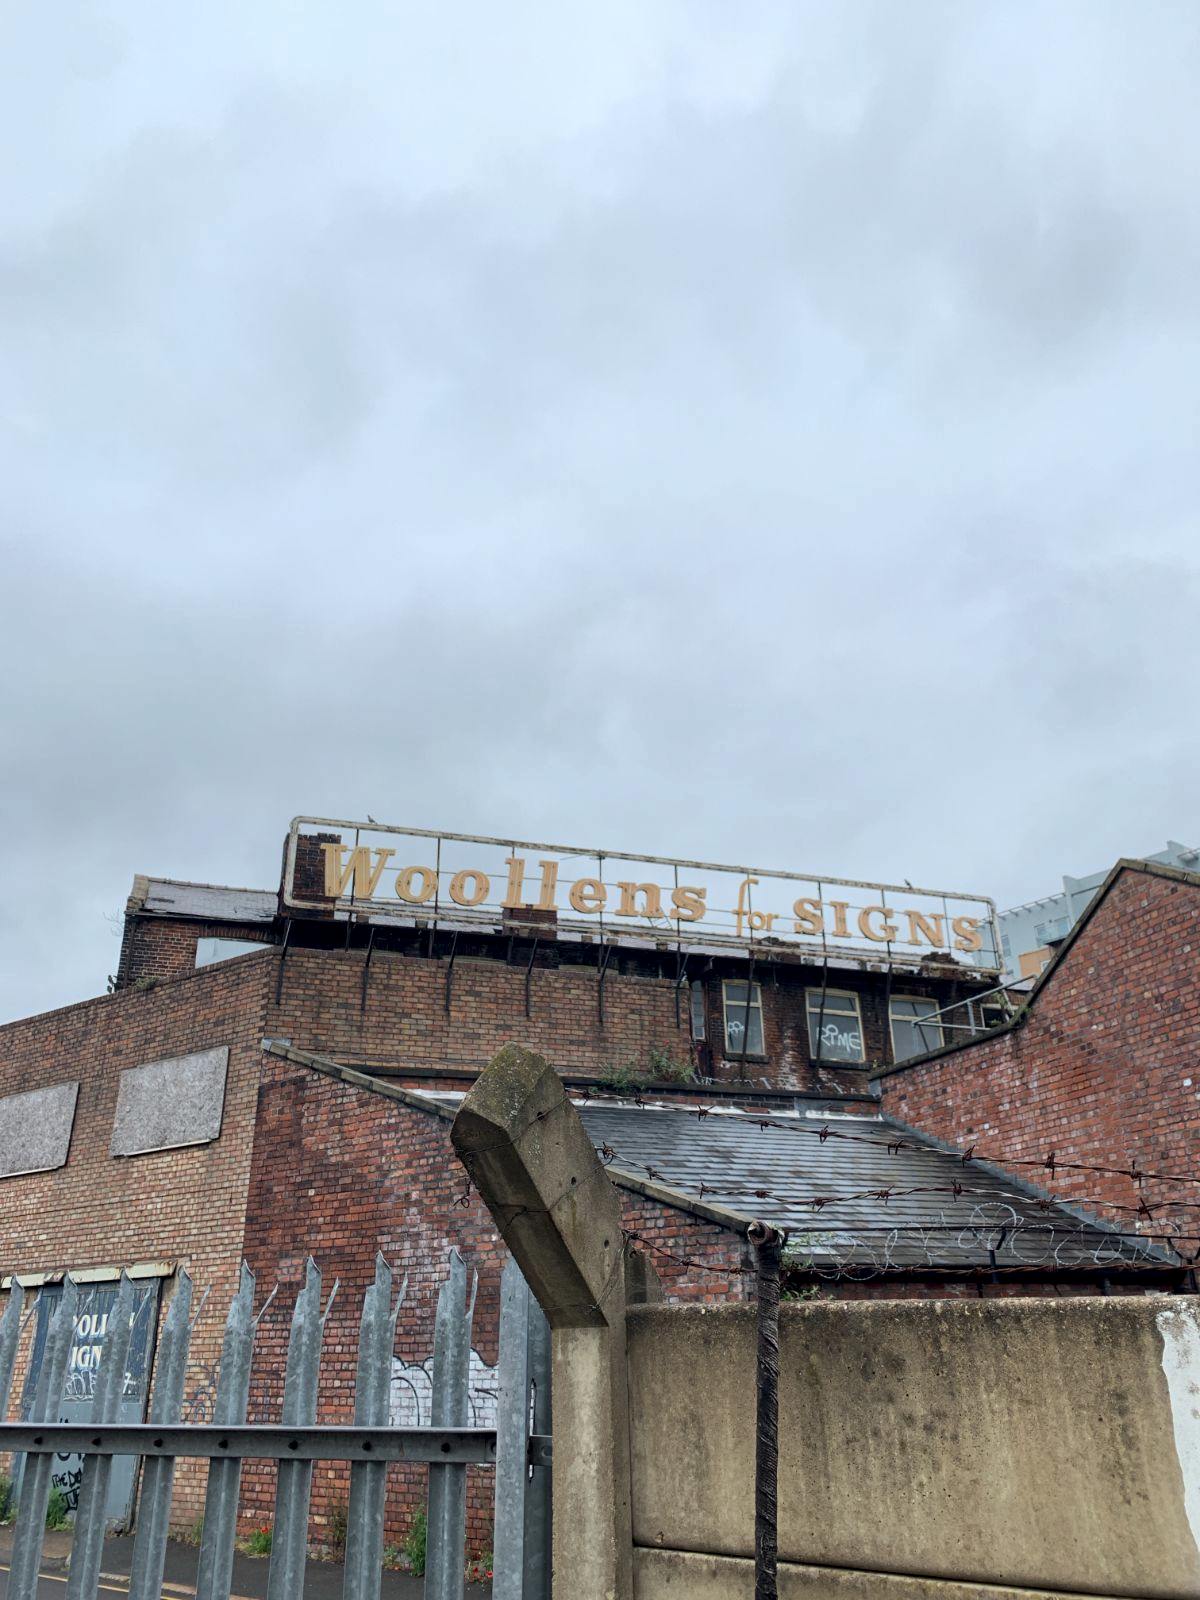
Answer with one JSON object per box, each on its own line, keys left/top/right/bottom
{"left": 0, "top": 1529, "right": 488, "bottom": 1598}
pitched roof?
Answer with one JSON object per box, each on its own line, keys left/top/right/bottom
{"left": 130, "top": 876, "right": 278, "bottom": 925}
{"left": 260, "top": 1040, "right": 1165, "bottom": 1277}
{"left": 575, "top": 1099, "right": 1168, "bottom": 1274}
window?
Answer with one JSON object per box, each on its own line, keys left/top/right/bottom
{"left": 690, "top": 980, "right": 707, "bottom": 1042}
{"left": 806, "top": 990, "right": 865, "bottom": 1064}
{"left": 890, "top": 996, "right": 943, "bottom": 1062}
{"left": 722, "top": 980, "right": 764, "bottom": 1057}
{"left": 979, "top": 1003, "right": 1009, "bottom": 1031}
{"left": 195, "top": 937, "right": 269, "bottom": 968}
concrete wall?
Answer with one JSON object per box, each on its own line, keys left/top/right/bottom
{"left": 626, "top": 1297, "right": 1200, "bottom": 1600}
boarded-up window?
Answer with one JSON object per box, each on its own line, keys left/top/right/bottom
{"left": 0, "top": 1082, "right": 78, "bottom": 1178}
{"left": 110, "top": 1047, "right": 229, "bottom": 1157}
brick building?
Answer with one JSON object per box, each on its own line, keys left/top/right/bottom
{"left": 877, "top": 857, "right": 1200, "bottom": 1261}
{"left": 0, "top": 821, "right": 1185, "bottom": 1552}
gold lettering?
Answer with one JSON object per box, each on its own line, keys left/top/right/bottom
{"left": 670, "top": 885, "right": 707, "bottom": 922}
{"left": 734, "top": 877, "right": 759, "bottom": 938}
{"left": 828, "top": 900, "right": 850, "bottom": 938}
{"left": 395, "top": 864, "right": 437, "bottom": 904}
{"left": 792, "top": 897, "right": 824, "bottom": 936}
{"left": 322, "top": 844, "right": 394, "bottom": 899}
{"left": 952, "top": 915, "right": 984, "bottom": 953}
{"left": 616, "top": 882, "right": 663, "bottom": 918}
{"left": 905, "top": 911, "right": 946, "bottom": 948}
{"left": 535, "top": 859, "right": 559, "bottom": 910}
{"left": 859, "top": 906, "right": 898, "bottom": 942}
{"left": 569, "top": 877, "right": 606, "bottom": 914}
{"left": 501, "top": 856, "right": 526, "bottom": 908}
{"left": 449, "top": 869, "right": 490, "bottom": 907}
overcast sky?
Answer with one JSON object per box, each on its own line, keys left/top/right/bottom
{"left": 2, "top": 2, "right": 1198, "bottom": 1022}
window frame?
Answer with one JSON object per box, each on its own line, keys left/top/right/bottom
{"left": 721, "top": 978, "right": 766, "bottom": 1060}
{"left": 888, "top": 994, "right": 944, "bottom": 1062}
{"left": 805, "top": 988, "right": 866, "bottom": 1065}
{"left": 689, "top": 980, "right": 707, "bottom": 1042}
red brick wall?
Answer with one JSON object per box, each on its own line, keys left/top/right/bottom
{"left": 271, "top": 947, "right": 691, "bottom": 1083}
{"left": 877, "top": 867, "right": 1200, "bottom": 1245}
{"left": 117, "top": 916, "right": 277, "bottom": 988}
{"left": 696, "top": 971, "right": 968, "bottom": 1095}
{"left": 239, "top": 1050, "right": 751, "bottom": 1554}
{"left": 0, "top": 953, "right": 273, "bottom": 1516}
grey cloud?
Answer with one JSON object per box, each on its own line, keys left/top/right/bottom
{"left": 2, "top": 2, "right": 1198, "bottom": 1020}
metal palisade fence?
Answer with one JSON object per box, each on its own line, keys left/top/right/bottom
{"left": 0, "top": 1252, "right": 551, "bottom": 1600}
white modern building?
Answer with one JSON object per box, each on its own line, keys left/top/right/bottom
{"left": 999, "top": 839, "right": 1200, "bottom": 981}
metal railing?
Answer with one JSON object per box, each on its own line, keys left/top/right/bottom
{"left": 0, "top": 1252, "right": 550, "bottom": 1600}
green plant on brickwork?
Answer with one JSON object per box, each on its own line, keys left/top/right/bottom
{"left": 132, "top": 975, "right": 159, "bottom": 992}
{"left": 180, "top": 1512, "right": 205, "bottom": 1545}
{"left": 403, "top": 1508, "right": 428, "bottom": 1576}
{"left": 0, "top": 1473, "right": 13, "bottom": 1524}
{"left": 382, "top": 1544, "right": 404, "bottom": 1568}
{"left": 781, "top": 1283, "right": 821, "bottom": 1302}
{"left": 325, "top": 1498, "right": 348, "bottom": 1555}
{"left": 597, "top": 1058, "right": 644, "bottom": 1094}
{"left": 45, "top": 1488, "right": 70, "bottom": 1531}
{"left": 599, "top": 1047, "right": 696, "bottom": 1094}
{"left": 647, "top": 1045, "right": 695, "bottom": 1084}
{"left": 245, "top": 1521, "right": 273, "bottom": 1556}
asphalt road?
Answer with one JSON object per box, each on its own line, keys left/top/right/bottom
{"left": 0, "top": 1566, "right": 146, "bottom": 1600}
{"left": 0, "top": 1539, "right": 486, "bottom": 1598}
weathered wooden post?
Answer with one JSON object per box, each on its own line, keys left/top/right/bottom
{"left": 452, "top": 1044, "right": 651, "bottom": 1600}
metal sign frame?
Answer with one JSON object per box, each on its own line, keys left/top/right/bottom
{"left": 282, "top": 816, "right": 1002, "bottom": 975}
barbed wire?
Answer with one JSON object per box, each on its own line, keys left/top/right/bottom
{"left": 605, "top": 1153, "right": 1200, "bottom": 1230}
{"left": 624, "top": 1202, "right": 1200, "bottom": 1284}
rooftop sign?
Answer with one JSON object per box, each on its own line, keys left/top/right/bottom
{"left": 283, "top": 816, "right": 1001, "bottom": 972}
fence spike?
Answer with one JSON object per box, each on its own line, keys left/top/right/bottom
{"left": 266, "top": 1259, "right": 326, "bottom": 1600}
{"left": 195, "top": 1263, "right": 257, "bottom": 1600}
{"left": 525, "top": 1285, "right": 552, "bottom": 1600}
{"left": 66, "top": 1274, "right": 137, "bottom": 1600}
{"left": 426, "top": 1251, "right": 473, "bottom": 1600}
{"left": 493, "top": 1259, "right": 551, "bottom": 1600}
{"left": 7, "top": 1276, "right": 80, "bottom": 1600}
{"left": 0, "top": 1277, "right": 25, "bottom": 1422}
{"left": 127, "top": 1269, "right": 194, "bottom": 1600}
{"left": 342, "top": 1254, "right": 404, "bottom": 1600}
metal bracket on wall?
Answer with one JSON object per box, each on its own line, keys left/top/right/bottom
{"left": 274, "top": 919, "right": 293, "bottom": 1007}
{"left": 597, "top": 942, "right": 615, "bottom": 1029}
{"left": 444, "top": 930, "right": 460, "bottom": 1015}
{"left": 524, "top": 937, "right": 539, "bottom": 1019}
{"left": 673, "top": 950, "right": 689, "bottom": 1028}
{"left": 738, "top": 949, "right": 758, "bottom": 1068}
{"left": 360, "top": 925, "right": 376, "bottom": 1013}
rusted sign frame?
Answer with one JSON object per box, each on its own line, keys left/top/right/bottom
{"left": 281, "top": 816, "right": 1003, "bottom": 974}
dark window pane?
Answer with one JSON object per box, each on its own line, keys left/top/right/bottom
{"left": 808, "top": 1010, "right": 864, "bottom": 1063}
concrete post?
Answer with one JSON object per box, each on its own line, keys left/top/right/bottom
{"left": 452, "top": 1044, "right": 647, "bottom": 1600}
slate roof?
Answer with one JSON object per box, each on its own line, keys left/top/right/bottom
{"left": 576, "top": 1100, "right": 1166, "bottom": 1273}
{"left": 137, "top": 878, "right": 278, "bottom": 925}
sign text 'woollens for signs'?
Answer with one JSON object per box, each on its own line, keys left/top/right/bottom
{"left": 283, "top": 817, "right": 1000, "bottom": 970}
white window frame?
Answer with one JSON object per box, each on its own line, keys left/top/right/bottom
{"left": 889, "top": 995, "right": 944, "bottom": 1062}
{"left": 805, "top": 988, "right": 866, "bottom": 1065}
{"left": 722, "top": 979, "right": 765, "bottom": 1059}
{"left": 690, "top": 980, "right": 707, "bottom": 1042}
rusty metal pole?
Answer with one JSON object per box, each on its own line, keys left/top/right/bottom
{"left": 749, "top": 1222, "right": 784, "bottom": 1600}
